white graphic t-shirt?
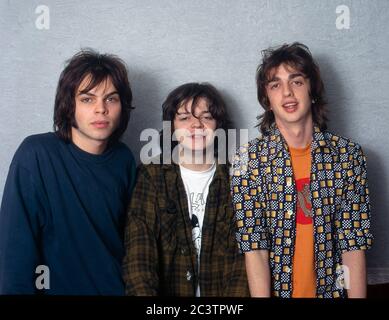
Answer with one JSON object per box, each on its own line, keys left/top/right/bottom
{"left": 179, "top": 162, "right": 216, "bottom": 297}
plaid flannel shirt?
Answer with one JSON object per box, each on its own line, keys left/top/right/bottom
{"left": 123, "top": 162, "right": 249, "bottom": 297}
{"left": 231, "top": 125, "right": 373, "bottom": 298}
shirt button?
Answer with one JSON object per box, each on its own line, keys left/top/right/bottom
{"left": 186, "top": 271, "right": 192, "bottom": 281}
{"left": 181, "top": 247, "right": 187, "bottom": 255}
{"left": 285, "top": 238, "right": 292, "bottom": 246}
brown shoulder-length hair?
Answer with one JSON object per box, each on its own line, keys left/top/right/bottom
{"left": 160, "top": 82, "right": 231, "bottom": 156}
{"left": 53, "top": 49, "right": 134, "bottom": 145}
{"left": 256, "top": 42, "right": 328, "bottom": 135}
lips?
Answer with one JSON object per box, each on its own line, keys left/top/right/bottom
{"left": 91, "top": 121, "right": 109, "bottom": 129}
{"left": 185, "top": 131, "right": 207, "bottom": 138}
{"left": 190, "top": 134, "right": 206, "bottom": 138}
{"left": 282, "top": 101, "right": 298, "bottom": 112}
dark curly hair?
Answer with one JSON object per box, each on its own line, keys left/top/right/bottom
{"left": 160, "top": 82, "right": 231, "bottom": 159}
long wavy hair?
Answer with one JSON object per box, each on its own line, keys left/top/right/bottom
{"left": 256, "top": 42, "right": 328, "bottom": 135}
{"left": 53, "top": 49, "right": 134, "bottom": 145}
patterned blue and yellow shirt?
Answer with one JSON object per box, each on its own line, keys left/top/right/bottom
{"left": 231, "top": 125, "right": 373, "bottom": 298}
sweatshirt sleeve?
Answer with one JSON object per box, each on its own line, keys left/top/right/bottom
{"left": 0, "top": 163, "right": 45, "bottom": 294}
{"left": 127, "top": 150, "right": 137, "bottom": 198}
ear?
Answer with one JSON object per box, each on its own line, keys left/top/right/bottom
{"left": 309, "top": 90, "right": 316, "bottom": 105}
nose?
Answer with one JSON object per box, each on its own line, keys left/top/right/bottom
{"left": 282, "top": 82, "right": 293, "bottom": 97}
{"left": 95, "top": 99, "right": 108, "bottom": 114}
{"left": 191, "top": 116, "right": 204, "bottom": 128}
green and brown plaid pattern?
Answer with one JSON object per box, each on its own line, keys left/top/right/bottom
{"left": 123, "top": 163, "right": 249, "bottom": 297}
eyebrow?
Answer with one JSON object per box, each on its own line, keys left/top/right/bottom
{"left": 289, "top": 73, "right": 305, "bottom": 80}
{"left": 77, "top": 90, "right": 119, "bottom": 97}
{"left": 176, "top": 110, "right": 211, "bottom": 115}
{"left": 197, "top": 110, "right": 211, "bottom": 115}
{"left": 176, "top": 111, "right": 191, "bottom": 115}
{"left": 267, "top": 72, "right": 305, "bottom": 83}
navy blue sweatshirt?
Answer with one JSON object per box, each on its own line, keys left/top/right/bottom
{"left": 0, "top": 133, "right": 136, "bottom": 295}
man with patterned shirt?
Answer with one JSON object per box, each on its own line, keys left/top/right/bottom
{"left": 231, "top": 43, "right": 373, "bottom": 298}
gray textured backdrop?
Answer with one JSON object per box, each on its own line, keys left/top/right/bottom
{"left": 1, "top": 0, "right": 388, "bottom": 282}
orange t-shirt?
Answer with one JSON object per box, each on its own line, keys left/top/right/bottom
{"left": 290, "top": 144, "right": 316, "bottom": 298}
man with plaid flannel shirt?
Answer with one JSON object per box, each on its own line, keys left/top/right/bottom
{"left": 123, "top": 83, "right": 249, "bottom": 296}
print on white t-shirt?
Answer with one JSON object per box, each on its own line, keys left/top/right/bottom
{"left": 179, "top": 162, "right": 216, "bottom": 297}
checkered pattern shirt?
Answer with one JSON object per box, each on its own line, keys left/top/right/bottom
{"left": 231, "top": 125, "right": 373, "bottom": 298}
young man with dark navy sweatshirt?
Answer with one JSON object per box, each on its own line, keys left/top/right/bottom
{"left": 0, "top": 50, "right": 136, "bottom": 295}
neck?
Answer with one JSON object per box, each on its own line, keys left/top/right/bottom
{"left": 180, "top": 162, "right": 214, "bottom": 171}
{"left": 276, "top": 118, "right": 313, "bottom": 149}
{"left": 179, "top": 149, "right": 215, "bottom": 171}
{"left": 76, "top": 141, "right": 107, "bottom": 155}
{"left": 71, "top": 130, "right": 107, "bottom": 155}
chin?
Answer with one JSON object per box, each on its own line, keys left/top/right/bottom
{"left": 188, "top": 146, "right": 206, "bottom": 153}
{"left": 90, "top": 134, "right": 112, "bottom": 142}
{"left": 179, "top": 143, "right": 204, "bottom": 153}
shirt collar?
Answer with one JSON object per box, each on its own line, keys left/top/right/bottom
{"left": 161, "top": 161, "right": 228, "bottom": 182}
{"left": 261, "top": 123, "right": 336, "bottom": 159}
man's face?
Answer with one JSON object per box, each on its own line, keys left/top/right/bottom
{"left": 173, "top": 98, "right": 217, "bottom": 152}
{"left": 265, "top": 63, "right": 313, "bottom": 129}
{"left": 71, "top": 76, "right": 121, "bottom": 153}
